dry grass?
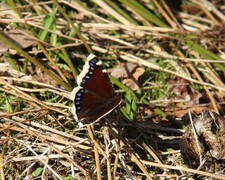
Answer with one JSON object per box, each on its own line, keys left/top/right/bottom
{"left": 0, "top": 0, "right": 225, "bottom": 179}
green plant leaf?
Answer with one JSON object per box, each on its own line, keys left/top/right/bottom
{"left": 32, "top": 167, "right": 43, "bottom": 177}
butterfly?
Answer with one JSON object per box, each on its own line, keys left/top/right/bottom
{"left": 70, "top": 54, "right": 122, "bottom": 125}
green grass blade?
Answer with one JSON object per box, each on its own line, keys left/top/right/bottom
{"left": 185, "top": 40, "right": 225, "bottom": 72}
{"left": 105, "top": 0, "right": 138, "bottom": 25}
{"left": 38, "top": 7, "right": 58, "bottom": 42}
{"left": 119, "top": 0, "right": 169, "bottom": 27}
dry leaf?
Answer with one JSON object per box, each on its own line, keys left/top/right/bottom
{"left": 0, "top": 29, "right": 35, "bottom": 55}
{"left": 111, "top": 62, "right": 137, "bottom": 78}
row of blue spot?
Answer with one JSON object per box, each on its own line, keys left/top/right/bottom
{"left": 81, "top": 58, "right": 98, "bottom": 85}
{"left": 75, "top": 88, "right": 84, "bottom": 112}
{"left": 75, "top": 57, "right": 99, "bottom": 113}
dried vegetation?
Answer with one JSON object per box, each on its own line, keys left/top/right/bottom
{"left": 0, "top": 0, "right": 225, "bottom": 179}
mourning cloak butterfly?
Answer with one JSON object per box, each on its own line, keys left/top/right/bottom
{"left": 70, "top": 54, "right": 122, "bottom": 125}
